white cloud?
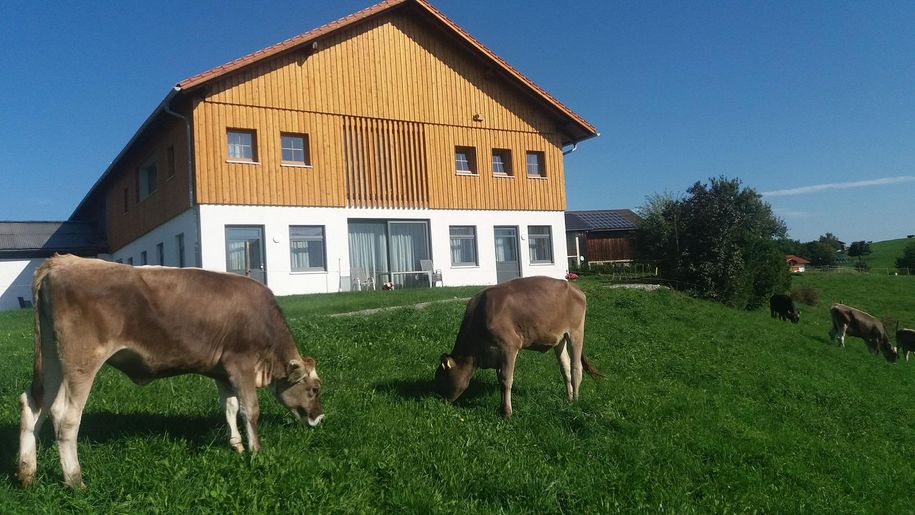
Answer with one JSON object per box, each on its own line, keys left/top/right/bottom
{"left": 761, "top": 176, "right": 915, "bottom": 197}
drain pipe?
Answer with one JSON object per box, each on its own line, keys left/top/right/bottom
{"left": 562, "top": 132, "right": 600, "bottom": 155}
{"left": 163, "top": 86, "right": 202, "bottom": 267}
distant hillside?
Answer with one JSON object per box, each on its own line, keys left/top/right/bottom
{"left": 861, "top": 237, "right": 915, "bottom": 271}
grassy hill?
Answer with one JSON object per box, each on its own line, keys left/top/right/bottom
{"left": 860, "top": 237, "right": 915, "bottom": 271}
{"left": 1, "top": 274, "right": 915, "bottom": 511}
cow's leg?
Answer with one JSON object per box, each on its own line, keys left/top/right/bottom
{"left": 569, "top": 329, "right": 585, "bottom": 401}
{"left": 231, "top": 376, "right": 261, "bottom": 452}
{"left": 837, "top": 325, "right": 847, "bottom": 349}
{"left": 18, "top": 389, "right": 47, "bottom": 486}
{"left": 216, "top": 380, "right": 244, "bottom": 453}
{"left": 554, "top": 338, "right": 573, "bottom": 401}
{"left": 49, "top": 373, "right": 93, "bottom": 488}
{"left": 497, "top": 349, "right": 519, "bottom": 418}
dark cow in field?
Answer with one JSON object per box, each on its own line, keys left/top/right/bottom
{"left": 769, "top": 294, "right": 799, "bottom": 323}
{"left": 828, "top": 303, "right": 897, "bottom": 362}
{"left": 434, "top": 276, "right": 602, "bottom": 418}
{"left": 896, "top": 324, "right": 915, "bottom": 363}
{"left": 18, "top": 255, "right": 323, "bottom": 488}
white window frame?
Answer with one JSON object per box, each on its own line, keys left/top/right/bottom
{"left": 227, "top": 129, "right": 257, "bottom": 162}
{"left": 281, "top": 132, "right": 311, "bottom": 166}
{"left": 528, "top": 225, "right": 554, "bottom": 264}
{"left": 290, "top": 225, "right": 327, "bottom": 272}
{"left": 449, "top": 225, "right": 478, "bottom": 267}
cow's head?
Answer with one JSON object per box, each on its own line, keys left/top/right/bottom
{"left": 434, "top": 354, "right": 472, "bottom": 402}
{"left": 273, "top": 358, "right": 324, "bottom": 426}
{"left": 789, "top": 310, "right": 800, "bottom": 323}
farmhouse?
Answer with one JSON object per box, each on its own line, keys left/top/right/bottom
{"left": 565, "top": 209, "right": 639, "bottom": 268}
{"left": 59, "top": 0, "right": 597, "bottom": 297}
{"left": 786, "top": 254, "right": 810, "bottom": 273}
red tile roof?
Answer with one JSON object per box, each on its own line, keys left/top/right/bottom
{"left": 785, "top": 255, "right": 810, "bottom": 264}
{"left": 177, "top": 0, "right": 596, "bottom": 140}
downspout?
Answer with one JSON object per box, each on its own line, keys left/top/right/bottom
{"left": 562, "top": 132, "right": 600, "bottom": 155}
{"left": 163, "top": 86, "right": 202, "bottom": 267}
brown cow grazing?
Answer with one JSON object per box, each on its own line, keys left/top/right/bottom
{"left": 896, "top": 324, "right": 915, "bottom": 363}
{"left": 828, "top": 303, "right": 897, "bottom": 362}
{"left": 769, "top": 293, "right": 800, "bottom": 323}
{"left": 434, "top": 276, "right": 602, "bottom": 418}
{"left": 18, "top": 255, "right": 323, "bottom": 488}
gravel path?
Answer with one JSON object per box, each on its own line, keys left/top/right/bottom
{"left": 330, "top": 297, "right": 470, "bottom": 317}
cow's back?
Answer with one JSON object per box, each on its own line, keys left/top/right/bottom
{"left": 480, "top": 276, "right": 586, "bottom": 347}
{"left": 40, "top": 255, "right": 292, "bottom": 374}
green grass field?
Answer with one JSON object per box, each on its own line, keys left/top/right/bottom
{"left": 2, "top": 273, "right": 915, "bottom": 512}
{"left": 861, "top": 237, "right": 915, "bottom": 272}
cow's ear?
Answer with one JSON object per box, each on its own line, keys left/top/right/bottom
{"left": 287, "top": 360, "right": 307, "bottom": 383}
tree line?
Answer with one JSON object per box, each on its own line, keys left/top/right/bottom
{"left": 631, "top": 176, "right": 915, "bottom": 310}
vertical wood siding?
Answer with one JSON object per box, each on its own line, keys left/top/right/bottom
{"left": 193, "top": 11, "right": 568, "bottom": 211}
{"left": 106, "top": 118, "right": 191, "bottom": 251}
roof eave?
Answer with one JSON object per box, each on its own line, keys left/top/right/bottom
{"left": 69, "top": 87, "right": 182, "bottom": 220}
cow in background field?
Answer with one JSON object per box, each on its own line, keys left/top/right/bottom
{"left": 19, "top": 255, "right": 323, "bottom": 488}
{"left": 828, "top": 303, "right": 897, "bottom": 362}
{"left": 896, "top": 324, "right": 915, "bottom": 363}
{"left": 434, "top": 276, "right": 602, "bottom": 418}
{"left": 769, "top": 294, "right": 799, "bottom": 323}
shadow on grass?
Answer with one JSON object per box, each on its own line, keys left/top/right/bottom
{"left": 0, "top": 411, "right": 290, "bottom": 486}
{"left": 374, "top": 377, "right": 501, "bottom": 405}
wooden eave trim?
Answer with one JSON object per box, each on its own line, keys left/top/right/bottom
{"left": 175, "top": 0, "right": 597, "bottom": 142}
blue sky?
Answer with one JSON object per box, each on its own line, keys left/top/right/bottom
{"left": 2, "top": 1, "right": 913, "bottom": 242}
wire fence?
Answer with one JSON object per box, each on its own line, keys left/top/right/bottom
{"left": 808, "top": 265, "right": 913, "bottom": 275}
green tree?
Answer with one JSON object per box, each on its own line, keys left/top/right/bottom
{"left": 804, "top": 240, "right": 836, "bottom": 266}
{"left": 896, "top": 241, "right": 915, "bottom": 271}
{"left": 848, "top": 241, "right": 872, "bottom": 257}
{"left": 634, "top": 176, "right": 789, "bottom": 309}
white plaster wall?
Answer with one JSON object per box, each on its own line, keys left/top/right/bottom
{"left": 0, "top": 258, "right": 44, "bottom": 310}
{"left": 110, "top": 209, "right": 199, "bottom": 267}
{"left": 198, "top": 205, "right": 568, "bottom": 296}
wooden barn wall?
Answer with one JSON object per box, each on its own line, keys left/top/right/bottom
{"left": 106, "top": 118, "right": 191, "bottom": 251}
{"left": 193, "top": 11, "right": 566, "bottom": 211}
{"left": 587, "top": 232, "right": 635, "bottom": 262}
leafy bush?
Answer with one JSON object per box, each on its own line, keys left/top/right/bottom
{"left": 634, "top": 176, "right": 789, "bottom": 309}
{"left": 791, "top": 285, "right": 819, "bottom": 306}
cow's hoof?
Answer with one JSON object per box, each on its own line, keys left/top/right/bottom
{"left": 17, "top": 470, "right": 34, "bottom": 488}
{"left": 64, "top": 476, "right": 85, "bottom": 489}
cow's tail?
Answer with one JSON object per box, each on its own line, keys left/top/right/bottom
{"left": 581, "top": 353, "right": 604, "bottom": 379}
{"left": 29, "top": 259, "right": 54, "bottom": 402}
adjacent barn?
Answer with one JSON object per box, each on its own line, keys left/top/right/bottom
{"left": 565, "top": 209, "right": 640, "bottom": 269}
{"left": 0, "top": 222, "right": 105, "bottom": 310}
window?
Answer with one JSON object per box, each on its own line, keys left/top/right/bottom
{"left": 167, "top": 145, "right": 176, "bottom": 178}
{"left": 123, "top": 187, "right": 129, "bottom": 213}
{"left": 127, "top": 257, "right": 134, "bottom": 266}
{"left": 290, "top": 226, "right": 326, "bottom": 272}
{"left": 137, "top": 157, "right": 158, "bottom": 201}
{"left": 455, "top": 146, "right": 477, "bottom": 174}
{"left": 528, "top": 225, "right": 553, "bottom": 264}
{"left": 526, "top": 151, "right": 545, "bottom": 177}
{"left": 227, "top": 129, "right": 257, "bottom": 162}
{"left": 156, "top": 242, "right": 165, "bottom": 265}
{"left": 140, "top": 251, "right": 148, "bottom": 265}
{"left": 281, "top": 133, "right": 310, "bottom": 165}
{"left": 449, "top": 226, "right": 478, "bottom": 266}
{"left": 492, "top": 149, "right": 512, "bottom": 176}
{"left": 176, "top": 233, "right": 186, "bottom": 268}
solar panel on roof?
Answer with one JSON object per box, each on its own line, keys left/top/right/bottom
{"left": 573, "top": 211, "right": 635, "bottom": 231}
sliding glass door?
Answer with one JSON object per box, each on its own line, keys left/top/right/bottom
{"left": 348, "top": 220, "right": 430, "bottom": 288}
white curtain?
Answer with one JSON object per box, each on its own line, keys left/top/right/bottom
{"left": 390, "top": 222, "right": 428, "bottom": 273}
{"left": 227, "top": 241, "right": 246, "bottom": 271}
{"left": 348, "top": 222, "right": 388, "bottom": 282}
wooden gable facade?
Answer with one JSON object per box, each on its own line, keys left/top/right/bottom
{"left": 74, "top": 0, "right": 595, "bottom": 253}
